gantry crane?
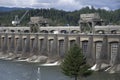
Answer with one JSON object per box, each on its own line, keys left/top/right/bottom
{"left": 12, "top": 10, "right": 29, "bottom": 26}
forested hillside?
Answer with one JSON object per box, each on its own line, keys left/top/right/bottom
{"left": 0, "top": 7, "right": 120, "bottom": 26}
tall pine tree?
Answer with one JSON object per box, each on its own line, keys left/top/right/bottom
{"left": 61, "top": 44, "right": 92, "bottom": 80}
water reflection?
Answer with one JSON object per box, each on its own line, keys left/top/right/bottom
{"left": 0, "top": 60, "right": 37, "bottom": 80}
{"left": 0, "top": 60, "right": 120, "bottom": 80}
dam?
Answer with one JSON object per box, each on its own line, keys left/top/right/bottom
{"left": 0, "top": 13, "right": 120, "bottom": 73}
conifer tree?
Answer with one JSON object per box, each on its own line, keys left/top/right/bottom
{"left": 61, "top": 44, "right": 91, "bottom": 80}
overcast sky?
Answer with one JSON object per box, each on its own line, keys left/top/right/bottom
{"left": 0, "top": 0, "right": 119, "bottom": 11}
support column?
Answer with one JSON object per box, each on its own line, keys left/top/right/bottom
{"left": 8, "top": 34, "right": 15, "bottom": 53}
{"left": 22, "top": 34, "right": 30, "bottom": 57}
{"left": 76, "top": 36, "right": 80, "bottom": 47}
{"left": 14, "top": 34, "right": 22, "bottom": 54}
{"left": 64, "top": 35, "right": 68, "bottom": 55}
{"left": 31, "top": 34, "right": 39, "bottom": 55}
{"left": 86, "top": 35, "right": 94, "bottom": 64}
{"left": 51, "top": 34, "right": 58, "bottom": 58}
{"left": 1, "top": 33, "right": 8, "bottom": 54}
{"left": 40, "top": 35, "right": 48, "bottom": 56}
{"left": 0, "top": 34, "right": 1, "bottom": 51}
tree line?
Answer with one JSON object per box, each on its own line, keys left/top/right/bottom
{"left": 0, "top": 7, "right": 120, "bottom": 26}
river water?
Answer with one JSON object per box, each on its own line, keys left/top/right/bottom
{"left": 0, "top": 60, "right": 120, "bottom": 80}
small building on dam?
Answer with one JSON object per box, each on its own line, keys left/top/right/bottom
{"left": 0, "top": 13, "right": 120, "bottom": 73}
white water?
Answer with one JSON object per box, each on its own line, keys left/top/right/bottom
{"left": 91, "top": 64, "right": 97, "bottom": 70}
{"left": 41, "top": 61, "right": 60, "bottom": 66}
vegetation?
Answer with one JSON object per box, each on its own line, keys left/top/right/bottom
{"left": 61, "top": 44, "right": 92, "bottom": 80}
{"left": 30, "top": 26, "right": 39, "bottom": 33}
{"left": 0, "top": 7, "right": 120, "bottom": 26}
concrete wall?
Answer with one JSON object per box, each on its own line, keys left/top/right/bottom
{"left": 0, "top": 26, "right": 80, "bottom": 34}
{"left": 0, "top": 33, "right": 120, "bottom": 66}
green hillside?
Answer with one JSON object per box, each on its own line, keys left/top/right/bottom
{"left": 0, "top": 7, "right": 120, "bottom": 26}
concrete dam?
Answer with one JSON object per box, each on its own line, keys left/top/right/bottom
{"left": 0, "top": 32, "right": 120, "bottom": 72}
{"left": 0, "top": 13, "right": 120, "bottom": 73}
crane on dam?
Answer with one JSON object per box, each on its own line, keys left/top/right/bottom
{"left": 12, "top": 10, "right": 29, "bottom": 26}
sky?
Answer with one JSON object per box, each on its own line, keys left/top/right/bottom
{"left": 0, "top": 0, "right": 119, "bottom": 11}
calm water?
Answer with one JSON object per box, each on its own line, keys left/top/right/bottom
{"left": 0, "top": 60, "right": 120, "bottom": 80}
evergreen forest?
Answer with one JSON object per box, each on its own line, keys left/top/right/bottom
{"left": 0, "top": 7, "right": 120, "bottom": 26}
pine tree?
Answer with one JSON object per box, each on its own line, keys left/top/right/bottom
{"left": 61, "top": 44, "right": 92, "bottom": 80}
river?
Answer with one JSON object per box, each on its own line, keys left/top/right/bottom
{"left": 0, "top": 60, "right": 120, "bottom": 80}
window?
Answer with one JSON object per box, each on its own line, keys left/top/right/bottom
{"left": 95, "top": 42, "right": 102, "bottom": 60}
{"left": 39, "top": 39, "right": 44, "bottom": 51}
{"left": 8, "top": 38, "right": 12, "bottom": 49}
{"left": 48, "top": 39, "right": 54, "bottom": 54}
{"left": 96, "top": 30, "right": 104, "bottom": 34}
{"left": 59, "top": 40, "right": 65, "bottom": 57}
{"left": 15, "top": 38, "right": 19, "bottom": 47}
{"left": 30, "top": 39, "right": 34, "bottom": 49}
{"left": 23, "top": 38, "right": 26, "bottom": 48}
{"left": 82, "top": 41, "right": 88, "bottom": 56}
{"left": 70, "top": 40, "right": 76, "bottom": 48}
{"left": 50, "top": 30, "right": 55, "bottom": 33}
{"left": 11, "top": 30, "right": 15, "bottom": 33}
{"left": 40, "top": 30, "right": 48, "bottom": 33}
{"left": 2, "top": 37, "right": 4, "bottom": 47}
{"left": 18, "top": 30, "right": 21, "bottom": 32}
{"left": 110, "top": 43, "right": 118, "bottom": 64}
{"left": 24, "top": 30, "right": 29, "bottom": 33}
{"left": 61, "top": 30, "right": 68, "bottom": 34}
{"left": 111, "top": 30, "right": 117, "bottom": 34}
{"left": 71, "top": 30, "right": 79, "bottom": 34}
